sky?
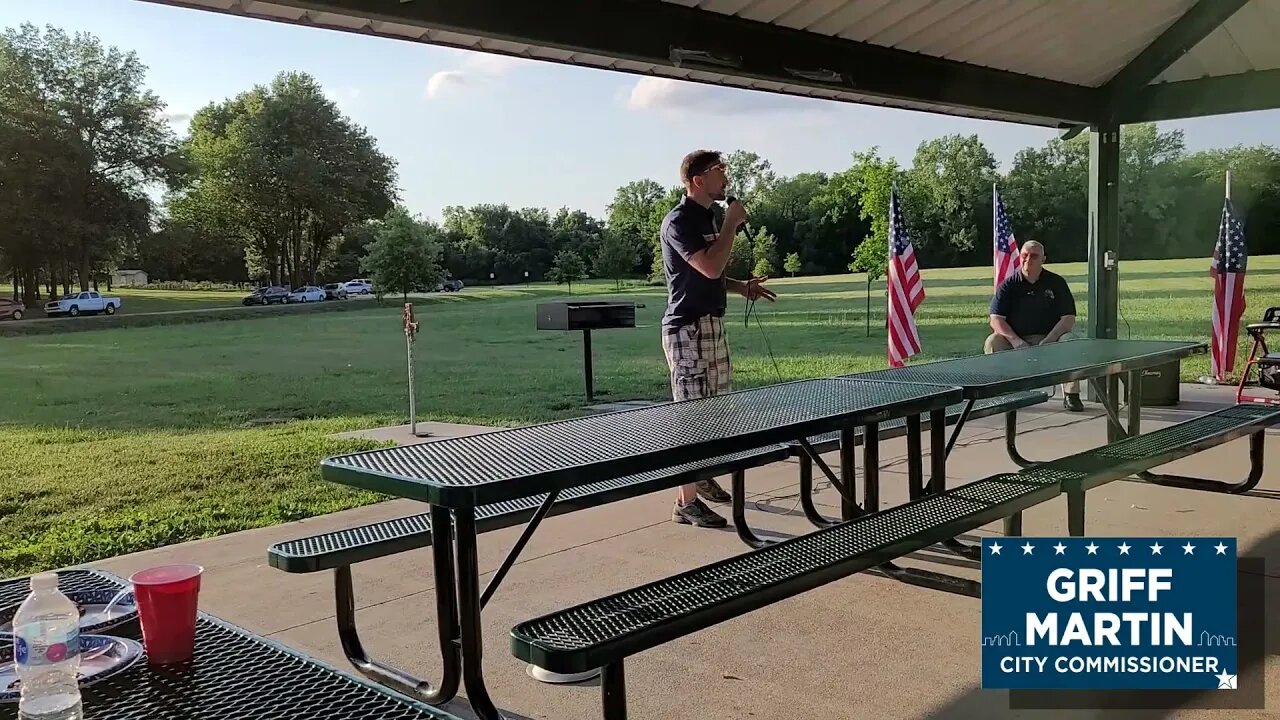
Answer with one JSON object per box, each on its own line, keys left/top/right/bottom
{"left": 4, "top": 0, "right": 1279, "bottom": 221}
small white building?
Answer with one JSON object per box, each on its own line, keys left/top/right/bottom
{"left": 112, "top": 269, "right": 148, "bottom": 287}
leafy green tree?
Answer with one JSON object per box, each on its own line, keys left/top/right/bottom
{"left": 592, "top": 231, "right": 636, "bottom": 291}
{"left": 751, "top": 227, "right": 778, "bottom": 278}
{"left": 783, "top": 252, "right": 801, "bottom": 276}
{"left": 359, "top": 207, "right": 445, "bottom": 301}
{"left": 0, "top": 24, "right": 182, "bottom": 304}
{"left": 172, "top": 71, "right": 396, "bottom": 287}
{"left": 548, "top": 249, "right": 587, "bottom": 292}
{"left": 727, "top": 231, "right": 753, "bottom": 278}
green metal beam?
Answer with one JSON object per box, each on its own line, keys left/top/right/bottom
{"left": 1102, "top": 0, "right": 1246, "bottom": 107}
{"left": 1087, "top": 122, "right": 1121, "bottom": 436}
{"left": 1118, "top": 69, "right": 1280, "bottom": 122}
{"left": 268, "top": 0, "right": 1102, "bottom": 124}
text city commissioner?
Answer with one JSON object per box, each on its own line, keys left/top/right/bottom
{"left": 980, "top": 537, "right": 1238, "bottom": 691}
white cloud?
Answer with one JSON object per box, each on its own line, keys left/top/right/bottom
{"left": 425, "top": 51, "right": 531, "bottom": 101}
{"left": 626, "top": 76, "right": 833, "bottom": 118}
{"left": 426, "top": 70, "right": 470, "bottom": 99}
{"left": 325, "top": 87, "right": 361, "bottom": 112}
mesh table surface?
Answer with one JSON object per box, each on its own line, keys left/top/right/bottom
{"left": 844, "top": 339, "right": 1205, "bottom": 398}
{"left": 0, "top": 570, "right": 461, "bottom": 720}
{"left": 322, "top": 378, "right": 961, "bottom": 506}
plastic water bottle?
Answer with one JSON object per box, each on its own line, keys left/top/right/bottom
{"left": 13, "top": 573, "right": 83, "bottom": 720}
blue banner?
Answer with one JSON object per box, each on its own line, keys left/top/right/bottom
{"left": 981, "top": 536, "right": 1237, "bottom": 691}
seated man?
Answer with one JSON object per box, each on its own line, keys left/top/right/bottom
{"left": 984, "top": 240, "right": 1084, "bottom": 411}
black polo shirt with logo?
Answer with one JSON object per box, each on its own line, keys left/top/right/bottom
{"left": 990, "top": 268, "right": 1076, "bottom": 337}
{"left": 660, "top": 196, "right": 727, "bottom": 331}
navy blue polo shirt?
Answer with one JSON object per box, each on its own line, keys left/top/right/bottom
{"left": 660, "top": 196, "right": 726, "bottom": 331}
{"left": 990, "top": 268, "right": 1076, "bottom": 337}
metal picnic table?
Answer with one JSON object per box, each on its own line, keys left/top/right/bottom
{"left": 0, "top": 569, "right": 463, "bottom": 720}
{"left": 317, "top": 376, "right": 962, "bottom": 720}
{"left": 847, "top": 338, "right": 1208, "bottom": 461}
{"left": 842, "top": 338, "right": 1208, "bottom": 542}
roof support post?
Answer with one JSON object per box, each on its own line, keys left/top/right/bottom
{"left": 1087, "top": 120, "right": 1121, "bottom": 431}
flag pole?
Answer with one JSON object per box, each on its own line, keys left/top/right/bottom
{"left": 992, "top": 182, "right": 998, "bottom": 290}
{"left": 1200, "top": 170, "right": 1233, "bottom": 385}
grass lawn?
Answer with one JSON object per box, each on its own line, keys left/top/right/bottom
{"left": 2, "top": 257, "right": 1277, "bottom": 577}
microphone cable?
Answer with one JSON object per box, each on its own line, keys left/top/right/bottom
{"left": 723, "top": 197, "right": 785, "bottom": 384}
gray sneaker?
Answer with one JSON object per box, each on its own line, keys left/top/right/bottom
{"left": 695, "top": 478, "right": 731, "bottom": 503}
{"left": 672, "top": 499, "right": 728, "bottom": 528}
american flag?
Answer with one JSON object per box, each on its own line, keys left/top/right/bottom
{"left": 887, "top": 188, "right": 925, "bottom": 367}
{"left": 1210, "top": 196, "right": 1247, "bottom": 379}
{"left": 993, "top": 188, "right": 1020, "bottom": 289}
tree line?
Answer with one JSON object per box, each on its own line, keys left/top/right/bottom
{"left": 5, "top": 24, "right": 1279, "bottom": 307}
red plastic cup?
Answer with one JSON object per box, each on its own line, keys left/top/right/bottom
{"left": 130, "top": 564, "right": 204, "bottom": 665}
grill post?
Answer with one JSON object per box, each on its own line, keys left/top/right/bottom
{"left": 583, "top": 328, "right": 594, "bottom": 401}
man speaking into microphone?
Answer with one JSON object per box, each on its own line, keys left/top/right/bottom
{"left": 659, "top": 149, "right": 776, "bottom": 529}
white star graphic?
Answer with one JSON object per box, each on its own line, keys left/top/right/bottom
{"left": 1053, "top": 542, "right": 1066, "bottom": 555}
{"left": 1150, "top": 542, "right": 1163, "bottom": 555}
{"left": 989, "top": 542, "right": 1002, "bottom": 555}
{"left": 1086, "top": 542, "right": 1099, "bottom": 555}
{"left": 1215, "top": 543, "right": 1229, "bottom": 555}
{"left": 1215, "top": 671, "right": 1237, "bottom": 689}
{"left": 1183, "top": 542, "right": 1196, "bottom": 555}
{"left": 1022, "top": 542, "right": 1035, "bottom": 555}
{"left": 1118, "top": 542, "right": 1131, "bottom": 555}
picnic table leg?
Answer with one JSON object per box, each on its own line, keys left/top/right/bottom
{"left": 943, "top": 399, "right": 976, "bottom": 458}
{"left": 453, "top": 507, "right": 506, "bottom": 720}
{"left": 863, "top": 422, "right": 880, "bottom": 511}
{"left": 333, "top": 503, "right": 461, "bottom": 705}
{"left": 797, "top": 452, "right": 839, "bottom": 527}
{"left": 840, "top": 428, "right": 858, "bottom": 521}
{"left": 930, "top": 407, "right": 982, "bottom": 560}
{"left": 906, "top": 414, "right": 923, "bottom": 500}
{"left": 795, "top": 437, "right": 860, "bottom": 519}
{"left": 1004, "top": 411, "right": 1039, "bottom": 468}
{"left": 1127, "top": 369, "right": 1142, "bottom": 436}
{"left": 1066, "top": 483, "right": 1087, "bottom": 536}
{"left": 731, "top": 469, "right": 774, "bottom": 548}
{"left": 929, "top": 408, "right": 946, "bottom": 494}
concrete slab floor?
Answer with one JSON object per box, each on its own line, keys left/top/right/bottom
{"left": 78, "top": 387, "right": 1280, "bottom": 720}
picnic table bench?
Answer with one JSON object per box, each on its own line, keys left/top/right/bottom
{"left": 0, "top": 569, "right": 463, "bottom": 720}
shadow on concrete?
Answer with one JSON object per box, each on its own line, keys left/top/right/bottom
{"left": 916, "top": 528, "right": 1280, "bottom": 719}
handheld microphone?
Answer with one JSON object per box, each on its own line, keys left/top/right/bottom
{"left": 724, "top": 195, "right": 750, "bottom": 236}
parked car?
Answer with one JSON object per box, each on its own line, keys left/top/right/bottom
{"left": 44, "top": 291, "right": 121, "bottom": 317}
{"left": 342, "top": 279, "right": 372, "bottom": 295}
{"left": 242, "top": 287, "right": 289, "bottom": 306}
{"left": 442, "top": 279, "right": 464, "bottom": 292}
{"left": 287, "top": 286, "right": 326, "bottom": 303}
{"left": 322, "top": 283, "right": 348, "bottom": 300}
{"left": 0, "top": 298, "right": 25, "bottom": 321}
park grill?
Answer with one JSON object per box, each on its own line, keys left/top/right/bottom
{"left": 536, "top": 301, "right": 644, "bottom": 402}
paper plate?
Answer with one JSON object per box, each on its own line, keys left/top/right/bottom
{"left": 0, "top": 589, "right": 137, "bottom": 635}
{"left": 0, "top": 634, "right": 143, "bottom": 702}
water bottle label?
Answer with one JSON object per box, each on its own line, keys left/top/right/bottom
{"left": 14, "top": 625, "right": 79, "bottom": 666}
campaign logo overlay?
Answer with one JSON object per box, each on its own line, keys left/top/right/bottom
{"left": 981, "top": 537, "right": 1237, "bottom": 691}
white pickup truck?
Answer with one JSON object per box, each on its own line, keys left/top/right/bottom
{"left": 44, "top": 291, "right": 122, "bottom": 317}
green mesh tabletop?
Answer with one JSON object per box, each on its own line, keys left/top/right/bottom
{"left": 320, "top": 378, "right": 962, "bottom": 507}
{"left": 844, "top": 339, "right": 1205, "bottom": 398}
{"left": 0, "top": 570, "right": 462, "bottom": 720}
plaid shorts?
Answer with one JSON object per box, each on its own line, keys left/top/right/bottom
{"left": 662, "top": 315, "right": 732, "bottom": 401}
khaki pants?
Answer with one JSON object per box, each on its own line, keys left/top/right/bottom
{"left": 983, "top": 331, "right": 1080, "bottom": 395}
